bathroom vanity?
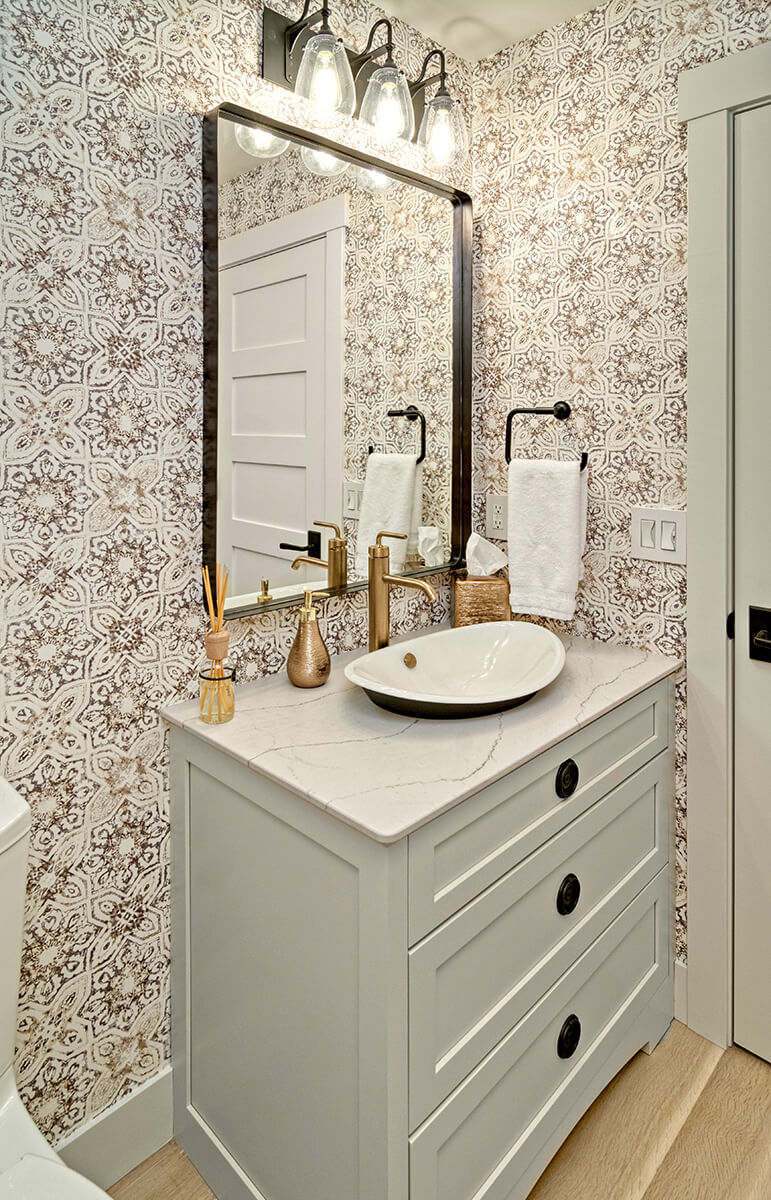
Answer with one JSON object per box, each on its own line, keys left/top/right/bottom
{"left": 164, "top": 636, "right": 678, "bottom": 1200}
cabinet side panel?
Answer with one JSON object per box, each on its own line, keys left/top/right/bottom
{"left": 188, "top": 764, "right": 360, "bottom": 1200}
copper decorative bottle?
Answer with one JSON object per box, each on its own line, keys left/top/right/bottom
{"left": 287, "top": 590, "right": 331, "bottom": 688}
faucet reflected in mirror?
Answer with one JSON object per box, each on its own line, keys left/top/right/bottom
{"left": 291, "top": 520, "right": 349, "bottom": 589}
{"left": 368, "top": 531, "right": 438, "bottom": 651}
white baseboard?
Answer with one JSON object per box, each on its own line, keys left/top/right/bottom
{"left": 57, "top": 1066, "right": 173, "bottom": 1190}
{"left": 674, "top": 959, "right": 688, "bottom": 1025}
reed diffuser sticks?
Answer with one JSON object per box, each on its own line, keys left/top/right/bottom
{"left": 200, "top": 563, "right": 235, "bottom": 723}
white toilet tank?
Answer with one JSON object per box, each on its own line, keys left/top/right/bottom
{"left": 0, "top": 781, "right": 31, "bottom": 1079}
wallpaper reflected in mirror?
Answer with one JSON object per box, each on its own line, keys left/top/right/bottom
{"left": 215, "top": 113, "right": 455, "bottom": 612}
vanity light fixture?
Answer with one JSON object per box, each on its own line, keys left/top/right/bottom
{"left": 276, "top": 1, "right": 356, "bottom": 127}
{"left": 411, "top": 50, "right": 468, "bottom": 169}
{"left": 262, "top": 3, "right": 468, "bottom": 166}
{"left": 352, "top": 20, "right": 414, "bottom": 144}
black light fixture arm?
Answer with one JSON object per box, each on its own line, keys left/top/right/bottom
{"left": 285, "top": 0, "right": 331, "bottom": 67}
{"left": 348, "top": 18, "right": 397, "bottom": 76}
{"left": 409, "top": 48, "right": 449, "bottom": 98}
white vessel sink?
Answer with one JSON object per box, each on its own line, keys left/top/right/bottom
{"left": 344, "top": 621, "right": 566, "bottom": 718}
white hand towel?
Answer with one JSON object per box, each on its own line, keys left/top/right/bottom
{"left": 406, "top": 462, "right": 423, "bottom": 559}
{"left": 507, "top": 459, "right": 587, "bottom": 620}
{"left": 355, "top": 453, "right": 418, "bottom": 575}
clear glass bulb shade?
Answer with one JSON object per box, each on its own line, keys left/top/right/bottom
{"left": 417, "top": 93, "right": 468, "bottom": 168}
{"left": 300, "top": 145, "right": 350, "bottom": 177}
{"left": 359, "top": 66, "right": 414, "bottom": 143}
{"left": 234, "top": 123, "right": 290, "bottom": 160}
{"left": 295, "top": 32, "right": 356, "bottom": 127}
{"left": 354, "top": 165, "right": 393, "bottom": 193}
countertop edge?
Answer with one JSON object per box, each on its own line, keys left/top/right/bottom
{"left": 163, "top": 640, "right": 681, "bottom": 844}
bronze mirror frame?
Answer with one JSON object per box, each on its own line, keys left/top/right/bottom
{"left": 202, "top": 102, "right": 472, "bottom": 617}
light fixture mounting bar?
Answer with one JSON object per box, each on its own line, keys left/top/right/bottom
{"left": 262, "top": 5, "right": 329, "bottom": 90}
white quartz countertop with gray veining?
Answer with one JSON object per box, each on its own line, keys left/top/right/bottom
{"left": 162, "top": 633, "right": 680, "bottom": 843}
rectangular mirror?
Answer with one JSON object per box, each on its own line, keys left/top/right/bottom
{"left": 203, "top": 104, "right": 471, "bottom": 616}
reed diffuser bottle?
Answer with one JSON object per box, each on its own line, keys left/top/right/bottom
{"left": 200, "top": 563, "right": 236, "bottom": 723}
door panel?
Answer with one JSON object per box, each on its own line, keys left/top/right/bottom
{"left": 218, "top": 233, "right": 340, "bottom": 596}
{"left": 733, "top": 101, "right": 771, "bottom": 1062}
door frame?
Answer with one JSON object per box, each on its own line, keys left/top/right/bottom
{"left": 679, "top": 40, "right": 771, "bottom": 1049}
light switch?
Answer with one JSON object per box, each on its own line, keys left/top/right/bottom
{"left": 661, "top": 520, "right": 677, "bottom": 553}
{"left": 631, "top": 507, "right": 687, "bottom": 565}
{"left": 640, "top": 519, "right": 656, "bottom": 549}
{"left": 344, "top": 481, "right": 363, "bottom": 518}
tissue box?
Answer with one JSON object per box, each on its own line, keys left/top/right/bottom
{"left": 453, "top": 572, "right": 512, "bottom": 627}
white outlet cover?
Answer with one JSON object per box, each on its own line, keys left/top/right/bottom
{"left": 631, "top": 507, "right": 686, "bottom": 565}
{"left": 485, "top": 493, "right": 508, "bottom": 539}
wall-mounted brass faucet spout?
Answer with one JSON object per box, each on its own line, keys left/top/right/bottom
{"left": 368, "top": 531, "right": 438, "bottom": 652}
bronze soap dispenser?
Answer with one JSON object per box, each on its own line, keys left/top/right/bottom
{"left": 287, "top": 590, "right": 331, "bottom": 688}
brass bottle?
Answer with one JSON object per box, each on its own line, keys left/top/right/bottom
{"left": 287, "top": 590, "right": 331, "bottom": 688}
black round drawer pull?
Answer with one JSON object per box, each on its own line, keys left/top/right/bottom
{"left": 555, "top": 758, "right": 579, "bottom": 800}
{"left": 556, "top": 873, "right": 581, "bottom": 916}
{"left": 557, "top": 1014, "right": 582, "bottom": 1060}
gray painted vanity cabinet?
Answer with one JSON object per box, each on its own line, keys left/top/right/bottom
{"left": 169, "top": 678, "right": 673, "bottom": 1200}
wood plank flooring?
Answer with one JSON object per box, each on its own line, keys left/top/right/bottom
{"left": 110, "top": 1023, "right": 771, "bottom": 1199}
{"left": 108, "top": 1141, "right": 216, "bottom": 1200}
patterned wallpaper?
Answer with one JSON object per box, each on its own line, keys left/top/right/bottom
{"left": 0, "top": 0, "right": 469, "bottom": 1141}
{"left": 1, "top": 0, "right": 769, "bottom": 1149}
{"left": 470, "top": 0, "right": 771, "bottom": 962}
{"left": 219, "top": 145, "right": 455, "bottom": 570}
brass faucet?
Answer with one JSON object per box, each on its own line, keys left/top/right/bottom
{"left": 368, "top": 531, "right": 438, "bottom": 652}
{"left": 292, "top": 521, "right": 348, "bottom": 589}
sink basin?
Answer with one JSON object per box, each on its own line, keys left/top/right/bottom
{"left": 344, "top": 621, "right": 566, "bottom": 718}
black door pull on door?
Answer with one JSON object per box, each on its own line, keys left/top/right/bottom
{"left": 749, "top": 607, "right": 771, "bottom": 662}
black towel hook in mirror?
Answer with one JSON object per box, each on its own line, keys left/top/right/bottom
{"left": 505, "top": 401, "right": 588, "bottom": 470}
{"left": 369, "top": 404, "right": 427, "bottom": 463}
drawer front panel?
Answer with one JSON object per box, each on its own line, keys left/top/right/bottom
{"left": 408, "top": 682, "right": 670, "bottom": 944}
{"left": 409, "top": 752, "right": 670, "bottom": 1125}
{"left": 409, "top": 870, "right": 669, "bottom": 1200}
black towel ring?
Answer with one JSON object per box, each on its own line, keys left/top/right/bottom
{"left": 368, "top": 404, "right": 427, "bottom": 464}
{"left": 505, "top": 401, "right": 588, "bottom": 470}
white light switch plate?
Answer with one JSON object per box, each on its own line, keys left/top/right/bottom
{"left": 631, "top": 507, "right": 686, "bottom": 564}
{"left": 485, "top": 494, "right": 508, "bottom": 539}
{"left": 344, "top": 481, "right": 363, "bottom": 519}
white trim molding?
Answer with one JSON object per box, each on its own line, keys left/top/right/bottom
{"left": 674, "top": 960, "right": 688, "bottom": 1026}
{"left": 219, "top": 193, "right": 349, "bottom": 269}
{"left": 57, "top": 1067, "right": 173, "bottom": 1190}
{"left": 679, "top": 40, "right": 771, "bottom": 1050}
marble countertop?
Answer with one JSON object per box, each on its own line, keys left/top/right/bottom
{"left": 162, "top": 633, "right": 680, "bottom": 844}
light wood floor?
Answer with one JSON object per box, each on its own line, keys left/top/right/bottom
{"left": 110, "top": 1023, "right": 771, "bottom": 1199}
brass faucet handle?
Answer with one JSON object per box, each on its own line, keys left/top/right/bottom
{"left": 257, "top": 578, "right": 273, "bottom": 602}
{"left": 375, "top": 530, "right": 408, "bottom": 546}
{"left": 314, "top": 520, "right": 343, "bottom": 540}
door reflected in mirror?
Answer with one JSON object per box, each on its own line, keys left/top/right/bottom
{"left": 206, "top": 108, "right": 470, "bottom": 615}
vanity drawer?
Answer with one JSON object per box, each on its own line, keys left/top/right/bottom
{"left": 408, "top": 752, "right": 670, "bottom": 1125}
{"left": 408, "top": 681, "right": 670, "bottom": 944}
{"left": 409, "top": 869, "right": 669, "bottom": 1200}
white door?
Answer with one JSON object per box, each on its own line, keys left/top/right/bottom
{"left": 218, "top": 201, "right": 345, "bottom": 601}
{"left": 733, "top": 101, "right": 771, "bottom": 1062}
